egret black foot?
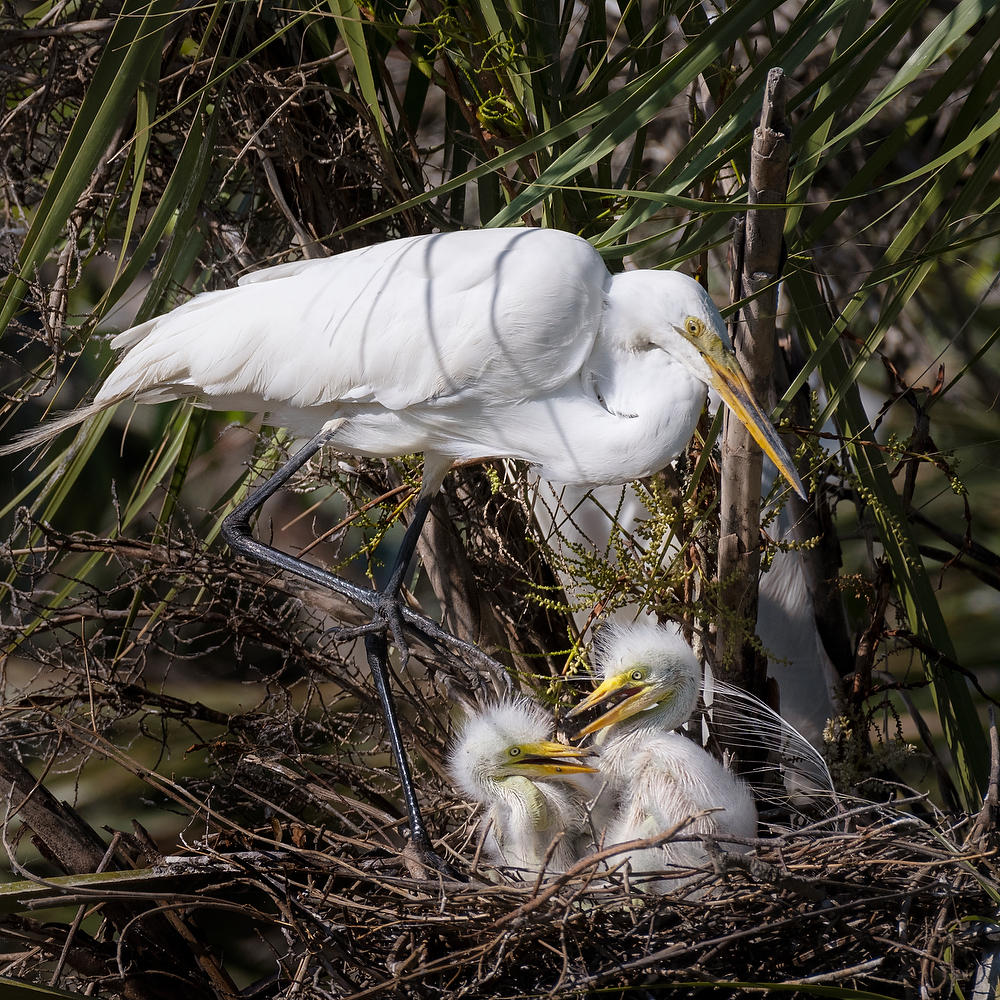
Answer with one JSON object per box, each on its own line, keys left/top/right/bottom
{"left": 330, "top": 591, "right": 412, "bottom": 666}
{"left": 408, "top": 838, "right": 466, "bottom": 881}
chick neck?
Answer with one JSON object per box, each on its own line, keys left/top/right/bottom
{"left": 593, "top": 690, "right": 696, "bottom": 780}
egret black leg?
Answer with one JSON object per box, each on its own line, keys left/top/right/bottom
{"left": 221, "top": 434, "right": 459, "bottom": 649}
{"left": 221, "top": 433, "right": 466, "bottom": 876}
{"left": 383, "top": 492, "right": 436, "bottom": 596}
{"left": 223, "top": 431, "right": 331, "bottom": 534}
{"left": 332, "top": 491, "right": 436, "bottom": 664}
{"left": 364, "top": 631, "right": 461, "bottom": 877}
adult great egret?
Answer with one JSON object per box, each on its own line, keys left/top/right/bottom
{"left": 569, "top": 622, "right": 758, "bottom": 890}
{"left": 5, "top": 226, "right": 805, "bottom": 871}
{"left": 449, "top": 699, "right": 598, "bottom": 873}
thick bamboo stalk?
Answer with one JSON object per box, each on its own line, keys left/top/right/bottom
{"left": 717, "top": 68, "right": 791, "bottom": 691}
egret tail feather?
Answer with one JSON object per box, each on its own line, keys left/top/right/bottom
{"left": 0, "top": 397, "right": 125, "bottom": 456}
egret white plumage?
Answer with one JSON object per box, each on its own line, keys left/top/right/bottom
{"left": 449, "top": 699, "right": 598, "bottom": 873}
{"left": 4, "top": 226, "right": 806, "bottom": 870}
{"left": 569, "top": 622, "right": 758, "bottom": 890}
{"left": 11, "top": 228, "right": 805, "bottom": 539}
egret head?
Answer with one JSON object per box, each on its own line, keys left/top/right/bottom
{"left": 617, "top": 270, "right": 805, "bottom": 499}
{"left": 677, "top": 311, "right": 805, "bottom": 499}
{"left": 569, "top": 622, "right": 701, "bottom": 739}
{"left": 450, "top": 700, "right": 598, "bottom": 803}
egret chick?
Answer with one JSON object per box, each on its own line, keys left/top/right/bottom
{"left": 569, "top": 622, "right": 757, "bottom": 889}
{"left": 450, "top": 700, "right": 598, "bottom": 874}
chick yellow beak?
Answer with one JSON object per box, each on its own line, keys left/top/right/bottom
{"left": 687, "top": 336, "right": 806, "bottom": 500}
{"left": 567, "top": 674, "right": 667, "bottom": 739}
{"left": 502, "top": 740, "right": 599, "bottom": 777}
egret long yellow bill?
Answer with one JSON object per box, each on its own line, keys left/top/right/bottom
{"left": 707, "top": 350, "right": 805, "bottom": 499}
{"left": 567, "top": 672, "right": 671, "bottom": 740}
{"left": 502, "top": 739, "right": 599, "bottom": 777}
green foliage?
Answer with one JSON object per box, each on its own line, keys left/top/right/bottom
{"left": 0, "top": 976, "right": 91, "bottom": 998}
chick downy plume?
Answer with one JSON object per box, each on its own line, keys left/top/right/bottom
{"left": 581, "top": 622, "right": 758, "bottom": 891}
{"left": 449, "top": 699, "right": 597, "bottom": 875}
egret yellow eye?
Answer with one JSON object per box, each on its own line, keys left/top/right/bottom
{"left": 630, "top": 669, "right": 644, "bottom": 682}
{"left": 508, "top": 747, "right": 521, "bottom": 757}
{"left": 685, "top": 317, "right": 702, "bottom": 337}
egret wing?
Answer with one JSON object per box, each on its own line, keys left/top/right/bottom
{"left": 98, "top": 229, "right": 609, "bottom": 417}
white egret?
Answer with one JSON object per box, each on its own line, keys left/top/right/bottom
{"left": 4, "top": 226, "right": 806, "bottom": 870}
{"left": 449, "top": 699, "right": 598, "bottom": 873}
{"left": 569, "top": 621, "right": 758, "bottom": 890}
{"left": 755, "top": 544, "right": 840, "bottom": 744}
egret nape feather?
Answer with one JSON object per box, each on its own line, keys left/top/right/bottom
{"left": 569, "top": 621, "right": 758, "bottom": 891}
{"left": 449, "top": 699, "right": 598, "bottom": 874}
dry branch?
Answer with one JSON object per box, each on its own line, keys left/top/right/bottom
{"left": 3, "top": 793, "right": 991, "bottom": 996}
{"left": 0, "top": 744, "right": 221, "bottom": 998}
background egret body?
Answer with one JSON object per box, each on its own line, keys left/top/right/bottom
{"left": 533, "top": 468, "right": 841, "bottom": 748}
{"left": 449, "top": 699, "right": 598, "bottom": 873}
{"left": 5, "top": 227, "right": 804, "bottom": 870}
{"left": 570, "top": 622, "right": 758, "bottom": 889}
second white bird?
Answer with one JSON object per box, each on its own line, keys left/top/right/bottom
{"left": 570, "top": 622, "right": 758, "bottom": 889}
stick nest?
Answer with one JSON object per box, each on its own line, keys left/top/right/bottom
{"left": 0, "top": 521, "right": 995, "bottom": 999}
